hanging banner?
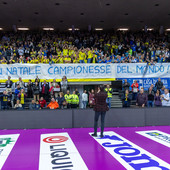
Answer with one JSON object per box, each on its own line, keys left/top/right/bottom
{"left": 0, "top": 64, "right": 114, "bottom": 80}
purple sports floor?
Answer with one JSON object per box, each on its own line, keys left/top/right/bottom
{"left": 0, "top": 126, "right": 170, "bottom": 170}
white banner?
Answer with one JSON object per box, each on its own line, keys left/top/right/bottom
{"left": 0, "top": 64, "right": 114, "bottom": 80}
{"left": 116, "top": 63, "right": 170, "bottom": 78}
{"left": 90, "top": 131, "right": 170, "bottom": 170}
{"left": 136, "top": 130, "right": 170, "bottom": 148}
{"left": 39, "top": 133, "right": 88, "bottom": 170}
{"left": 0, "top": 134, "right": 20, "bottom": 169}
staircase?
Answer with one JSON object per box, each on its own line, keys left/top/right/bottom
{"left": 111, "top": 92, "right": 123, "bottom": 108}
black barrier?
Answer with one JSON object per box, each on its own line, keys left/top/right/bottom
{"left": 0, "top": 108, "right": 169, "bottom": 129}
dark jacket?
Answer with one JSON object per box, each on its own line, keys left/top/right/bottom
{"left": 93, "top": 92, "right": 109, "bottom": 112}
{"left": 155, "top": 81, "right": 163, "bottom": 90}
{"left": 5, "top": 80, "right": 13, "bottom": 88}
{"left": 57, "top": 97, "right": 65, "bottom": 105}
{"left": 33, "top": 85, "right": 40, "bottom": 95}
{"left": 154, "top": 95, "right": 162, "bottom": 106}
{"left": 122, "top": 82, "right": 130, "bottom": 91}
{"left": 41, "top": 83, "right": 49, "bottom": 95}
{"left": 136, "top": 93, "right": 147, "bottom": 106}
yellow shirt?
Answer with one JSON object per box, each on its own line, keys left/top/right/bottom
{"left": 64, "top": 57, "right": 71, "bottom": 63}
{"left": 20, "top": 93, "right": 24, "bottom": 104}
{"left": 63, "top": 49, "right": 68, "bottom": 56}
{"left": 79, "top": 52, "right": 86, "bottom": 60}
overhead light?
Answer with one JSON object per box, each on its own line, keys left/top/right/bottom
{"left": 142, "top": 28, "right": 154, "bottom": 31}
{"left": 43, "top": 28, "right": 54, "bottom": 31}
{"left": 117, "top": 28, "right": 129, "bottom": 31}
{"left": 17, "top": 28, "right": 29, "bottom": 30}
{"left": 165, "top": 28, "right": 170, "bottom": 31}
{"left": 68, "top": 28, "right": 80, "bottom": 31}
{"left": 0, "top": 28, "right": 3, "bottom": 30}
{"left": 95, "top": 28, "right": 103, "bottom": 31}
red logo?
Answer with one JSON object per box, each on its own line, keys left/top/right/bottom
{"left": 43, "top": 136, "right": 68, "bottom": 143}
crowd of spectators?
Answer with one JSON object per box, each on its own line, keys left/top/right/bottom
{"left": 122, "top": 78, "right": 170, "bottom": 107}
{"left": 0, "top": 31, "right": 170, "bottom": 65}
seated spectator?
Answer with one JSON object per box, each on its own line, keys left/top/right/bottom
{"left": 122, "top": 79, "right": 130, "bottom": 92}
{"left": 35, "top": 101, "right": 40, "bottom": 110}
{"left": 16, "top": 77, "right": 25, "bottom": 89}
{"left": 154, "top": 90, "right": 162, "bottom": 107}
{"left": 122, "top": 90, "right": 132, "bottom": 107}
{"left": 57, "top": 92, "right": 66, "bottom": 109}
{"left": 29, "top": 100, "right": 36, "bottom": 110}
{"left": 27, "top": 79, "right": 33, "bottom": 98}
{"left": 155, "top": 78, "right": 163, "bottom": 91}
{"left": 147, "top": 87, "right": 154, "bottom": 107}
{"left": 18, "top": 89, "right": 27, "bottom": 109}
{"left": 161, "top": 89, "right": 170, "bottom": 106}
{"left": 39, "top": 97, "right": 47, "bottom": 109}
{"left": 14, "top": 100, "right": 23, "bottom": 110}
{"left": 47, "top": 98, "right": 59, "bottom": 109}
{"left": 33, "top": 82, "right": 40, "bottom": 101}
{"left": 82, "top": 90, "right": 88, "bottom": 109}
{"left": 0, "top": 90, "right": 9, "bottom": 110}
{"left": 136, "top": 88, "right": 147, "bottom": 107}
{"left": 131, "top": 80, "right": 139, "bottom": 100}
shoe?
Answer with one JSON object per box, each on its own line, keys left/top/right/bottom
{"left": 91, "top": 133, "right": 97, "bottom": 137}
{"left": 100, "top": 134, "right": 104, "bottom": 138}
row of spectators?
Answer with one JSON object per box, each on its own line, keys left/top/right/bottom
{"left": 0, "top": 76, "right": 104, "bottom": 110}
{"left": 122, "top": 78, "right": 170, "bottom": 107}
{"left": 0, "top": 31, "right": 170, "bottom": 64}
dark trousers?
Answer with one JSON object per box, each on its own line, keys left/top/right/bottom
{"left": 94, "top": 111, "right": 106, "bottom": 135}
{"left": 71, "top": 104, "right": 77, "bottom": 108}
{"left": 67, "top": 103, "right": 71, "bottom": 109}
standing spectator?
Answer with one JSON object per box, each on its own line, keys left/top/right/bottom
{"left": 131, "top": 80, "right": 139, "bottom": 100}
{"left": 41, "top": 80, "right": 49, "bottom": 102}
{"left": 89, "top": 89, "right": 95, "bottom": 108}
{"left": 49, "top": 79, "right": 60, "bottom": 98}
{"left": 39, "top": 97, "right": 47, "bottom": 109}
{"left": 14, "top": 100, "right": 22, "bottom": 110}
{"left": 136, "top": 88, "right": 147, "bottom": 107}
{"left": 16, "top": 77, "right": 25, "bottom": 89}
{"left": 29, "top": 100, "right": 36, "bottom": 110}
{"left": 18, "top": 89, "right": 27, "bottom": 109}
{"left": 147, "top": 87, "right": 154, "bottom": 107}
{"left": 71, "top": 91, "right": 79, "bottom": 108}
{"left": 35, "top": 76, "right": 40, "bottom": 85}
{"left": 33, "top": 82, "right": 40, "bottom": 101}
{"left": 60, "top": 76, "right": 68, "bottom": 94}
{"left": 161, "top": 89, "right": 170, "bottom": 106}
{"left": 122, "top": 79, "right": 130, "bottom": 92}
{"left": 122, "top": 90, "right": 131, "bottom": 107}
{"left": 75, "top": 88, "right": 80, "bottom": 97}
{"left": 64, "top": 90, "right": 72, "bottom": 109}
{"left": 155, "top": 78, "right": 163, "bottom": 91}
{"left": 154, "top": 90, "right": 162, "bottom": 107}
{"left": 5, "top": 76, "right": 13, "bottom": 93}
{"left": 14, "top": 84, "right": 21, "bottom": 101}
{"left": 160, "top": 86, "right": 165, "bottom": 95}
{"left": 104, "top": 85, "right": 113, "bottom": 109}
{"left": 0, "top": 90, "right": 9, "bottom": 110}
{"left": 47, "top": 98, "right": 59, "bottom": 109}
{"left": 82, "top": 90, "right": 88, "bottom": 109}
{"left": 57, "top": 92, "right": 65, "bottom": 109}
{"left": 27, "top": 79, "right": 33, "bottom": 98}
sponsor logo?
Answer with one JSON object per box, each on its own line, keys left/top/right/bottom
{"left": 39, "top": 133, "right": 88, "bottom": 170}
{"left": 0, "top": 134, "right": 19, "bottom": 169}
{"left": 90, "top": 131, "right": 170, "bottom": 170}
{"left": 136, "top": 130, "right": 170, "bottom": 148}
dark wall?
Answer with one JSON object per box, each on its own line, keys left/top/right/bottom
{"left": 0, "top": 108, "right": 169, "bottom": 129}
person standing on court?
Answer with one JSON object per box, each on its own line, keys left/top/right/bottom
{"left": 92, "top": 85, "right": 109, "bottom": 138}
{"left": 104, "top": 84, "right": 113, "bottom": 108}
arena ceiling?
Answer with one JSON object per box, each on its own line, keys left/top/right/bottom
{"left": 0, "top": 0, "right": 170, "bottom": 31}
